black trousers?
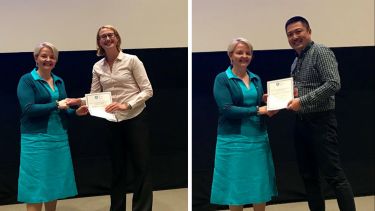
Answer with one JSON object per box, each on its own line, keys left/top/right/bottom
{"left": 106, "top": 111, "right": 153, "bottom": 211}
{"left": 294, "top": 110, "right": 355, "bottom": 211}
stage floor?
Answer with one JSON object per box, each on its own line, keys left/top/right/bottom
{"left": 0, "top": 189, "right": 373, "bottom": 211}
{"left": 0, "top": 188, "right": 188, "bottom": 211}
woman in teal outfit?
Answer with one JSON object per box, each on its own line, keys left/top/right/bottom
{"left": 17, "top": 42, "right": 88, "bottom": 211}
{"left": 211, "top": 38, "right": 277, "bottom": 211}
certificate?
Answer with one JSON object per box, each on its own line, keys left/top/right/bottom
{"left": 267, "top": 77, "right": 294, "bottom": 111}
{"left": 85, "top": 92, "right": 117, "bottom": 122}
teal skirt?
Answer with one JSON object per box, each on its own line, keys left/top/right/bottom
{"left": 18, "top": 134, "right": 77, "bottom": 203}
{"left": 210, "top": 134, "right": 277, "bottom": 205}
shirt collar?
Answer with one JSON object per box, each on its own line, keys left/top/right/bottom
{"left": 102, "top": 51, "right": 125, "bottom": 66}
{"left": 112, "top": 51, "right": 125, "bottom": 61}
{"left": 225, "top": 66, "right": 256, "bottom": 80}
{"left": 296, "top": 41, "right": 314, "bottom": 58}
{"left": 31, "top": 68, "right": 61, "bottom": 83}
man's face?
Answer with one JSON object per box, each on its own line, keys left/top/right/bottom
{"left": 286, "top": 21, "right": 312, "bottom": 54}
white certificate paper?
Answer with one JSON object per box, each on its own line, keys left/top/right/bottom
{"left": 267, "top": 77, "right": 294, "bottom": 111}
{"left": 85, "top": 92, "right": 117, "bottom": 122}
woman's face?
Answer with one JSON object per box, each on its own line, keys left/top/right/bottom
{"left": 230, "top": 42, "right": 252, "bottom": 69}
{"left": 35, "top": 47, "right": 56, "bottom": 71}
{"left": 98, "top": 28, "right": 118, "bottom": 51}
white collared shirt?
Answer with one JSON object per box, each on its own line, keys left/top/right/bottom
{"left": 91, "top": 51, "right": 153, "bottom": 121}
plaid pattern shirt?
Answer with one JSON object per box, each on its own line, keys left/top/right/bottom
{"left": 291, "top": 41, "right": 341, "bottom": 113}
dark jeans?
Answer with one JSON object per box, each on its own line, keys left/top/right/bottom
{"left": 106, "top": 111, "right": 153, "bottom": 211}
{"left": 294, "top": 110, "right": 355, "bottom": 211}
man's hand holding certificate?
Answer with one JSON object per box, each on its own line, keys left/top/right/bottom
{"left": 267, "top": 77, "right": 294, "bottom": 111}
{"left": 85, "top": 92, "right": 117, "bottom": 122}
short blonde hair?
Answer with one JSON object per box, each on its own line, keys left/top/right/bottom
{"left": 34, "top": 42, "right": 59, "bottom": 62}
{"left": 96, "top": 25, "right": 122, "bottom": 56}
{"left": 227, "top": 37, "right": 253, "bottom": 58}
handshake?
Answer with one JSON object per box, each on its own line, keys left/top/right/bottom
{"left": 56, "top": 98, "right": 88, "bottom": 116}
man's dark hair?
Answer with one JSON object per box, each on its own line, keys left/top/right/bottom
{"left": 285, "top": 16, "right": 310, "bottom": 31}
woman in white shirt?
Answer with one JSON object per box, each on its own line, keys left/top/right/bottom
{"left": 70, "top": 25, "right": 153, "bottom": 211}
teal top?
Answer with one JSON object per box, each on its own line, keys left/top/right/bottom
{"left": 239, "top": 80, "right": 266, "bottom": 137}
{"left": 216, "top": 69, "right": 267, "bottom": 142}
{"left": 213, "top": 66, "right": 267, "bottom": 135}
{"left": 22, "top": 70, "right": 67, "bottom": 140}
{"left": 17, "top": 68, "right": 75, "bottom": 134}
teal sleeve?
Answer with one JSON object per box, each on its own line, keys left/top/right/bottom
{"left": 213, "top": 74, "right": 257, "bottom": 119}
{"left": 17, "top": 76, "right": 57, "bottom": 118}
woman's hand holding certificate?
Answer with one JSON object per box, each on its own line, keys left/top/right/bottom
{"left": 85, "top": 92, "right": 117, "bottom": 122}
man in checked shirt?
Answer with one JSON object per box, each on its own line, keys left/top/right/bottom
{"left": 285, "top": 16, "right": 356, "bottom": 211}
